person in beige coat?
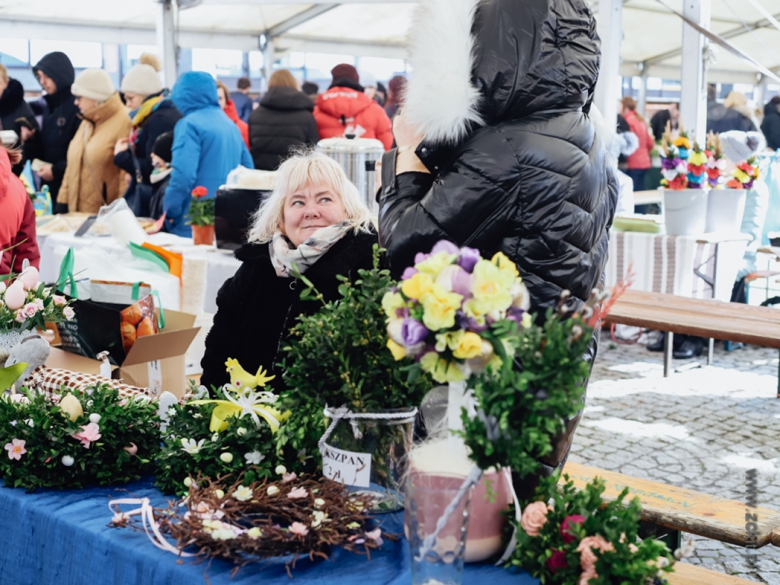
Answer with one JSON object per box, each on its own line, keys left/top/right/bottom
{"left": 58, "top": 69, "right": 132, "bottom": 213}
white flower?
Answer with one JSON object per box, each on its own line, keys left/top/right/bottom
{"left": 63, "top": 306, "right": 75, "bottom": 320}
{"left": 0, "top": 282, "right": 5, "bottom": 294}
{"left": 86, "top": 400, "right": 93, "bottom": 407}
{"left": 183, "top": 477, "right": 193, "bottom": 487}
{"left": 311, "top": 510, "right": 328, "bottom": 529}
{"left": 244, "top": 451, "right": 264, "bottom": 465}
{"left": 267, "top": 486, "right": 280, "bottom": 496}
{"left": 220, "top": 452, "right": 233, "bottom": 463}
{"left": 210, "top": 528, "right": 236, "bottom": 541}
{"left": 192, "top": 413, "right": 202, "bottom": 419}
{"left": 233, "top": 486, "right": 253, "bottom": 502}
{"left": 237, "top": 427, "right": 247, "bottom": 436}
{"left": 247, "top": 527, "right": 262, "bottom": 539}
{"left": 180, "top": 438, "right": 205, "bottom": 455}
{"left": 89, "top": 413, "right": 101, "bottom": 424}
{"left": 275, "top": 465, "right": 287, "bottom": 475}
{"left": 211, "top": 433, "right": 220, "bottom": 442}
{"left": 62, "top": 455, "right": 74, "bottom": 467}
{"left": 25, "top": 419, "right": 34, "bottom": 427}
{"left": 314, "top": 498, "right": 325, "bottom": 508}
{"left": 215, "top": 489, "right": 225, "bottom": 499}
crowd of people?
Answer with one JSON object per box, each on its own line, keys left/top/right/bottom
{"left": 0, "top": 51, "right": 408, "bottom": 233}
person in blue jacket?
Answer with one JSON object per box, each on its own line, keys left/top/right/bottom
{"left": 164, "top": 71, "right": 253, "bottom": 236}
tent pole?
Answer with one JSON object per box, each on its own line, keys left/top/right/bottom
{"left": 680, "top": 0, "right": 710, "bottom": 145}
{"left": 156, "top": 0, "right": 178, "bottom": 88}
{"left": 593, "top": 0, "right": 623, "bottom": 126}
{"left": 637, "top": 68, "right": 649, "bottom": 117}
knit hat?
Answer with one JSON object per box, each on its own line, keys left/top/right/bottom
{"left": 71, "top": 69, "right": 115, "bottom": 103}
{"left": 121, "top": 53, "right": 163, "bottom": 97}
{"left": 331, "top": 63, "right": 359, "bottom": 84}
{"left": 153, "top": 131, "right": 174, "bottom": 164}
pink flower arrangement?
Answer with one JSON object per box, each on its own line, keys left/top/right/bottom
{"left": 4, "top": 438, "right": 26, "bottom": 460}
{"left": 72, "top": 422, "right": 102, "bottom": 448}
{"left": 521, "top": 500, "right": 550, "bottom": 537}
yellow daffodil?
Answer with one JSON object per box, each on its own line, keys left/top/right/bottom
{"left": 419, "top": 284, "right": 463, "bottom": 331}
{"left": 401, "top": 272, "right": 434, "bottom": 300}
{"left": 470, "top": 259, "right": 514, "bottom": 315}
{"left": 733, "top": 169, "right": 751, "bottom": 183}
{"left": 387, "top": 338, "right": 407, "bottom": 361}
{"left": 491, "top": 251, "right": 520, "bottom": 278}
{"left": 435, "top": 330, "right": 464, "bottom": 352}
{"left": 381, "top": 291, "right": 405, "bottom": 318}
{"left": 688, "top": 151, "right": 707, "bottom": 166}
{"left": 453, "top": 331, "right": 484, "bottom": 359}
{"left": 420, "top": 353, "right": 465, "bottom": 383}
{"left": 415, "top": 251, "right": 457, "bottom": 278}
{"left": 673, "top": 136, "right": 691, "bottom": 149}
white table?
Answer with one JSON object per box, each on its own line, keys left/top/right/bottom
{"left": 204, "top": 250, "right": 241, "bottom": 314}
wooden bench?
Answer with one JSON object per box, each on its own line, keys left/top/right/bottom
{"left": 667, "top": 562, "right": 758, "bottom": 585}
{"left": 603, "top": 290, "right": 780, "bottom": 394}
{"left": 562, "top": 462, "right": 780, "bottom": 548}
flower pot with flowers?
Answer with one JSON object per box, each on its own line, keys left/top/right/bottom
{"left": 187, "top": 186, "right": 215, "bottom": 245}
{"left": 705, "top": 132, "right": 747, "bottom": 233}
{"left": 0, "top": 264, "right": 75, "bottom": 351}
{"left": 659, "top": 124, "right": 708, "bottom": 236}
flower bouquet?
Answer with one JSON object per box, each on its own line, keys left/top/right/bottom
{"left": 726, "top": 156, "right": 760, "bottom": 189}
{"left": 659, "top": 125, "right": 709, "bottom": 235}
{"left": 0, "top": 265, "right": 74, "bottom": 349}
{"left": 510, "top": 473, "right": 676, "bottom": 585}
{"left": 704, "top": 131, "right": 727, "bottom": 188}
{"left": 0, "top": 383, "right": 158, "bottom": 491}
{"left": 659, "top": 125, "right": 692, "bottom": 190}
{"left": 705, "top": 133, "right": 750, "bottom": 232}
{"left": 187, "top": 185, "right": 215, "bottom": 245}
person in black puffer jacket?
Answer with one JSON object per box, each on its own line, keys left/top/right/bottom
{"left": 25, "top": 52, "right": 81, "bottom": 212}
{"left": 0, "top": 66, "right": 39, "bottom": 175}
{"left": 761, "top": 97, "right": 780, "bottom": 151}
{"left": 377, "top": 0, "right": 617, "bottom": 486}
{"left": 201, "top": 151, "right": 376, "bottom": 391}
{"left": 248, "top": 69, "right": 319, "bottom": 171}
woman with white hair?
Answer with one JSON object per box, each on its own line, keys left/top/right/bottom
{"left": 200, "top": 150, "right": 377, "bottom": 391}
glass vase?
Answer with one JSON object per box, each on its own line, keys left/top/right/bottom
{"left": 405, "top": 471, "right": 473, "bottom": 585}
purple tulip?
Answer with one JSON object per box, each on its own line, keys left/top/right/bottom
{"left": 401, "top": 267, "right": 419, "bottom": 280}
{"left": 414, "top": 252, "right": 431, "bottom": 264}
{"left": 457, "top": 247, "right": 481, "bottom": 273}
{"left": 450, "top": 266, "right": 474, "bottom": 297}
{"left": 402, "top": 318, "right": 429, "bottom": 346}
{"left": 431, "top": 240, "right": 460, "bottom": 255}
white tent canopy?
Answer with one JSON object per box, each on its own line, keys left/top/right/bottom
{"left": 1, "top": 0, "right": 779, "bottom": 83}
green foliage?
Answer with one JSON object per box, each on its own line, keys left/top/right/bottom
{"left": 186, "top": 197, "right": 215, "bottom": 227}
{"left": 0, "top": 384, "right": 159, "bottom": 491}
{"left": 155, "top": 385, "right": 291, "bottom": 495}
{"left": 276, "top": 246, "right": 432, "bottom": 462}
{"left": 510, "top": 473, "right": 675, "bottom": 584}
{"left": 461, "top": 309, "right": 591, "bottom": 479}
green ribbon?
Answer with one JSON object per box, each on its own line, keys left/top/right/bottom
{"left": 56, "top": 247, "right": 78, "bottom": 299}
{"left": 151, "top": 290, "right": 165, "bottom": 330}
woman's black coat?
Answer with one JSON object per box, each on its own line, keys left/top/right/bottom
{"left": 200, "top": 230, "right": 377, "bottom": 391}
{"left": 762, "top": 103, "right": 780, "bottom": 151}
{"left": 248, "top": 86, "right": 319, "bottom": 171}
{"left": 378, "top": 0, "right": 618, "bottom": 477}
{"left": 0, "top": 78, "right": 39, "bottom": 175}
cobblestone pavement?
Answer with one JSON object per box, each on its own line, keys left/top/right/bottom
{"left": 569, "top": 331, "right": 780, "bottom": 583}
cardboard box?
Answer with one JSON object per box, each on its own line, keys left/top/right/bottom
{"left": 48, "top": 310, "right": 199, "bottom": 399}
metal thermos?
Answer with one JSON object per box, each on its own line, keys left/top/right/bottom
{"left": 317, "top": 135, "right": 385, "bottom": 214}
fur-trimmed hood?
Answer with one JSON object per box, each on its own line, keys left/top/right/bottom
{"left": 404, "top": 0, "right": 601, "bottom": 144}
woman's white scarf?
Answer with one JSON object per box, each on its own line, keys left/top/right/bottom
{"left": 269, "top": 221, "right": 351, "bottom": 278}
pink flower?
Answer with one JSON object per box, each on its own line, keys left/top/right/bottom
{"left": 547, "top": 549, "right": 569, "bottom": 572}
{"left": 9, "top": 394, "right": 30, "bottom": 404}
{"left": 520, "top": 501, "right": 550, "bottom": 537}
{"left": 578, "top": 565, "right": 598, "bottom": 585}
{"left": 560, "top": 514, "right": 586, "bottom": 544}
{"left": 15, "top": 309, "right": 27, "bottom": 323}
{"left": 287, "top": 486, "right": 308, "bottom": 499}
{"left": 33, "top": 298, "right": 45, "bottom": 310}
{"left": 124, "top": 443, "right": 138, "bottom": 456}
{"left": 63, "top": 307, "right": 75, "bottom": 320}
{"left": 71, "top": 422, "right": 102, "bottom": 448}
{"left": 18, "top": 267, "right": 39, "bottom": 291}
{"left": 366, "top": 528, "right": 383, "bottom": 545}
{"left": 288, "top": 522, "right": 309, "bottom": 536}
{"left": 52, "top": 295, "right": 67, "bottom": 306}
{"left": 23, "top": 303, "right": 39, "bottom": 318}
{"left": 4, "top": 439, "right": 26, "bottom": 460}
{"left": 577, "top": 535, "right": 614, "bottom": 570}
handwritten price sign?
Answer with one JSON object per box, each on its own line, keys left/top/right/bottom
{"left": 321, "top": 443, "right": 372, "bottom": 488}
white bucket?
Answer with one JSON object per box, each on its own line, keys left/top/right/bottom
{"left": 705, "top": 188, "right": 747, "bottom": 233}
{"left": 663, "top": 189, "right": 709, "bottom": 236}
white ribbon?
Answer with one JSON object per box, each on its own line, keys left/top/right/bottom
{"left": 317, "top": 405, "right": 418, "bottom": 455}
{"left": 221, "top": 384, "right": 279, "bottom": 430}
{"left": 109, "top": 498, "right": 194, "bottom": 557}
{"left": 496, "top": 466, "right": 522, "bottom": 565}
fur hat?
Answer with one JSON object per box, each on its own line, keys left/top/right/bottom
{"left": 121, "top": 53, "right": 163, "bottom": 97}
{"left": 331, "top": 63, "right": 359, "bottom": 84}
{"left": 71, "top": 68, "right": 115, "bottom": 103}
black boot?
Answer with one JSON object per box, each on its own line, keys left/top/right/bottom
{"left": 673, "top": 337, "right": 703, "bottom": 359}
{"left": 647, "top": 332, "right": 665, "bottom": 352}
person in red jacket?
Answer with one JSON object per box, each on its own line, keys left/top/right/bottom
{"left": 217, "top": 80, "right": 250, "bottom": 150}
{"left": 313, "top": 64, "right": 393, "bottom": 150}
{"left": 621, "top": 97, "right": 654, "bottom": 191}
{"left": 0, "top": 146, "right": 40, "bottom": 274}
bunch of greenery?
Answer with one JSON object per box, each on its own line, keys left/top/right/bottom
{"left": 0, "top": 384, "right": 158, "bottom": 491}
{"left": 276, "top": 247, "right": 432, "bottom": 462}
{"left": 156, "top": 385, "right": 288, "bottom": 495}
{"left": 510, "top": 473, "right": 674, "bottom": 584}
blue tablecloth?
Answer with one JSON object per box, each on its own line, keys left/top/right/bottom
{"left": 0, "top": 478, "right": 539, "bottom": 585}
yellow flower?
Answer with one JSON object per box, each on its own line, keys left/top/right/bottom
{"left": 521, "top": 312, "right": 533, "bottom": 328}
{"left": 401, "top": 272, "right": 434, "bottom": 300}
{"left": 381, "top": 291, "right": 405, "bottom": 318}
{"left": 435, "top": 330, "right": 464, "bottom": 352}
{"left": 491, "top": 252, "right": 519, "bottom": 278}
{"left": 415, "top": 251, "right": 457, "bottom": 278}
{"left": 419, "top": 284, "right": 463, "bottom": 331}
{"left": 688, "top": 151, "right": 707, "bottom": 166}
{"left": 733, "top": 169, "right": 751, "bottom": 184}
{"left": 420, "top": 353, "right": 465, "bottom": 384}
{"left": 453, "top": 331, "right": 484, "bottom": 359}
{"left": 386, "top": 338, "right": 407, "bottom": 361}
{"left": 470, "top": 260, "right": 514, "bottom": 315}
{"left": 673, "top": 136, "right": 691, "bottom": 149}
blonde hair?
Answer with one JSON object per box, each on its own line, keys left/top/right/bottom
{"left": 269, "top": 69, "right": 298, "bottom": 90}
{"left": 0, "top": 64, "right": 7, "bottom": 83}
{"left": 248, "top": 149, "right": 373, "bottom": 243}
{"left": 724, "top": 91, "right": 747, "bottom": 109}
{"left": 215, "top": 79, "right": 230, "bottom": 103}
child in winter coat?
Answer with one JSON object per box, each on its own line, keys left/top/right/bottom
{"left": 149, "top": 131, "right": 174, "bottom": 222}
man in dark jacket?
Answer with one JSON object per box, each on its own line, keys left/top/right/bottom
{"left": 248, "top": 84, "right": 319, "bottom": 170}
{"left": 230, "top": 77, "right": 253, "bottom": 124}
{"left": 25, "top": 52, "right": 81, "bottom": 212}
{"left": 650, "top": 102, "right": 678, "bottom": 141}
{"left": 0, "top": 65, "right": 39, "bottom": 175}
{"left": 761, "top": 97, "right": 780, "bottom": 151}
{"left": 377, "top": 0, "right": 617, "bottom": 488}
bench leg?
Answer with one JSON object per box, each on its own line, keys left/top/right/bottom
{"left": 664, "top": 332, "right": 673, "bottom": 377}
{"left": 706, "top": 338, "right": 714, "bottom": 366}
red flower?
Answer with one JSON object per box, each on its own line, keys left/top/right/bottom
{"left": 560, "top": 514, "right": 586, "bottom": 544}
{"left": 704, "top": 149, "right": 713, "bottom": 158}
{"left": 725, "top": 178, "right": 743, "bottom": 189}
{"left": 191, "top": 186, "right": 208, "bottom": 198}
{"left": 668, "top": 175, "right": 688, "bottom": 190}
{"left": 688, "top": 164, "right": 705, "bottom": 177}
{"left": 737, "top": 162, "right": 753, "bottom": 173}
{"left": 705, "top": 168, "right": 721, "bottom": 179}
{"left": 547, "top": 549, "right": 569, "bottom": 573}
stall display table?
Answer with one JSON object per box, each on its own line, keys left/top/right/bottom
{"left": 204, "top": 250, "right": 241, "bottom": 314}
{"left": 0, "top": 478, "right": 536, "bottom": 585}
